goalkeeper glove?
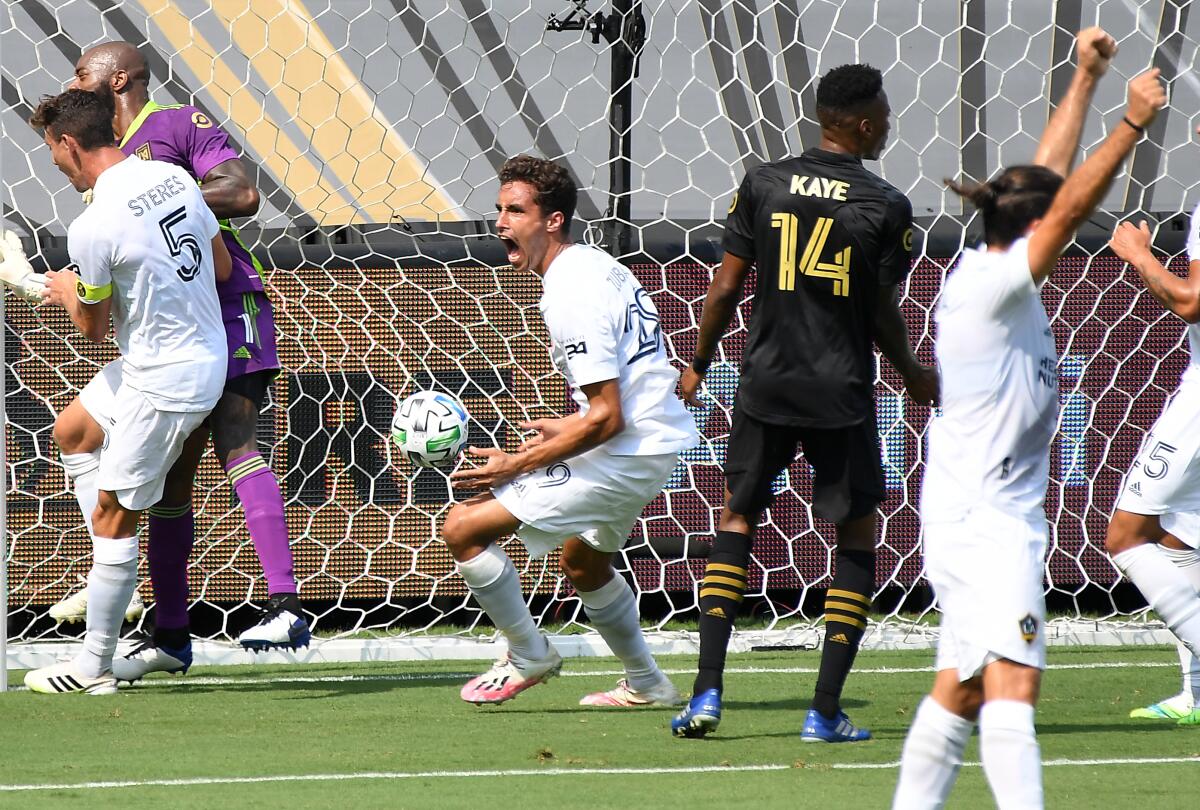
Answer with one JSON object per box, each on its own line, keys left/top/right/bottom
{"left": 0, "top": 229, "right": 46, "bottom": 303}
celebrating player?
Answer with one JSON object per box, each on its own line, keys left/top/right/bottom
{"left": 892, "top": 34, "right": 1166, "bottom": 808}
{"left": 53, "top": 42, "right": 308, "bottom": 675}
{"left": 17, "top": 89, "right": 229, "bottom": 694}
{"left": 1104, "top": 207, "right": 1200, "bottom": 728}
{"left": 672, "top": 63, "right": 937, "bottom": 742}
{"left": 443, "top": 155, "right": 699, "bottom": 706}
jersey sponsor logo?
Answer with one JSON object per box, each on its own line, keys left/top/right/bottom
{"left": 1128, "top": 481, "right": 1142, "bottom": 496}
{"left": 233, "top": 346, "right": 252, "bottom": 359}
{"left": 902, "top": 227, "right": 913, "bottom": 252}
{"left": 1037, "top": 356, "right": 1057, "bottom": 390}
{"left": 134, "top": 143, "right": 152, "bottom": 161}
{"left": 1019, "top": 613, "right": 1038, "bottom": 644}
{"left": 564, "top": 340, "right": 588, "bottom": 358}
{"left": 191, "top": 111, "right": 214, "bottom": 129}
{"left": 788, "top": 174, "right": 849, "bottom": 200}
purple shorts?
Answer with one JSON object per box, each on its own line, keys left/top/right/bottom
{"left": 221, "top": 291, "right": 281, "bottom": 382}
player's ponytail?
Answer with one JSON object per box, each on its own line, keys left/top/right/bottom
{"left": 945, "top": 164, "right": 1063, "bottom": 248}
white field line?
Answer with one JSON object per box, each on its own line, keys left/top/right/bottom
{"left": 2, "top": 660, "right": 1176, "bottom": 692}
{"left": 2, "top": 757, "right": 1198, "bottom": 793}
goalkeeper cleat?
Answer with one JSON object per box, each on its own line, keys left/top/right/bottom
{"left": 238, "top": 595, "right": 312, "bottom": 651}
{"left": 24, "top": 661, "right": 117, "bottom": 696}
{"left": 460, "top": 642, "right": 563, "bottom": 705}
{"left": 1129, "top": 693, "right": 1195, "bottom": 720}
{"left": 112, "top": 638, "right": 192, "bottom": 683}
{"left": 801, "top": 708, "right": 872, "bottom": 743}
{"left": 671, "top": 688, "right": 722, "bottom": 737}
{"left": 48, "top": 580, "right": 145, "bottom": 625}
{"left": 580, "top": 676, "right": 683, "bottom": 708}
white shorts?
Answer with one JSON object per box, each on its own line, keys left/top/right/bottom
{"left": 1115, "top": 383, "right": 1200, "bottom": 544}
{"left": 924, "top": 506, "right": 1048, "bottom": 681}
{"left": 80, "top": 359, "right": 208, "bottom": 511}
{"left": 493, "top": 448, "right": 680, "bottom": 560}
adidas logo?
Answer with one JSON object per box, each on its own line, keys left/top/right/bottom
{"left": 233, "top": 346, "right": 252, "bottom": 359}
{"left": 705, "top": 607, "right": 727, "bottom": 619}
{"left": 1129, "top": 481, "right": 1142, "bottom": 496}
{"left": 829, "top": 632, "right": 849, "bottom": 644}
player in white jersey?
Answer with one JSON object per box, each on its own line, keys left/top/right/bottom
{"left": 893, "top": 31, "right": 1166, "bottom": 808}
{"left": 11, "top": 90, "right": 229, "bottom": 695}
{"left": 1105, "top": 203, "right": 1200, "bottom": 727}
{"left": 443, "top": 155, "right": 699, "bottom": 706}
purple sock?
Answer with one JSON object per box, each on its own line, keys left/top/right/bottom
{"left": 147, "top": 504, "right": 194, "bottom": 630}
{"left": 226, "top": 452, "right": 297, "bottom": 595}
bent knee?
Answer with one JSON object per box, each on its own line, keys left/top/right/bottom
{"left": 442, "top": 504, "right": 477, "bottom": 554}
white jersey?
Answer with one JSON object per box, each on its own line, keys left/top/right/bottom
{"left": 921, "top": 237, "right": 1059, "bottom": 524}
{"left": 1180, "top": 201, "right": 1200, "bottom": 386}
{"left": 539, "top": 244, "right": 699, "bottom": 456}
{"left": 68, "top": 156, "right": 226, "bottom": 412}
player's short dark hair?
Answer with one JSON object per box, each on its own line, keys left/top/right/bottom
{"left": 498, "top": 155, "right": 577, "bottom": 231}
{"left": 29, "top": 89, "right": 115, "bottom": 149}
{"left": 815, "top": 64, "right": 884, "bottom": 116}
{"left": 947, "top": 165, "right": 1064, "bottom": 248}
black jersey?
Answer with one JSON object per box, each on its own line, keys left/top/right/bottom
{"left": 723, "top": 148, "right": 913, "bottom": 428}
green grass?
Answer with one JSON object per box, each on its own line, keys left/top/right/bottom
{"left": 2, "top": 646, "right": 1198, "bottom": 809}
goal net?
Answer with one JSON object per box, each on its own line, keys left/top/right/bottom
{"left": 4, "top": 1, "right": 1199, "bottom": 655}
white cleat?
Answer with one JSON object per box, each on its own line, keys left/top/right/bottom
{"left": 112, "top": 639, "right": 192, "bottom": 683}
{"left": 460, "top": 641, "right": 564, "bottom": 705}
{"left": 237, "top": 596, "right": 312, "bottom": 652}
{"left": 48, "top": 579, "right": 144, "bottom": 625}
{"left": 24, "top": 661, "right": 117, "bottom": 696}
{"left": 579, "top": 676, "right": 683, "bottom": 707}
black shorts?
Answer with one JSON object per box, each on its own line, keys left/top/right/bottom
{"left": 724, "top": 407, "right": 885, "bottom": 524}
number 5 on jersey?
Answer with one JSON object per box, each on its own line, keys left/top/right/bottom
{"left": 771, "top": 213, "right": 850, "bottom": 296}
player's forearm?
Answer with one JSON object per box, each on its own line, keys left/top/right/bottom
{"left": 200, "top": 177, "right": 259, "bottom": 219}
{"left": 692, "top": 277, "right": 742, "bottom": 366}
{"left": 508, "top": 410, "right": 621, "bottom": 475}
{"left": 1034, "top": 70, "right": 1100, "bottom": 176}
{"left": 1126, "top": 251, "right": 1200, "bottom": 323}
{"left": 70, "top": 303, "right": 108, "bottom": 343}
{"left": 1045, "top": 123, "right": 1140, "bottom": 238}
{"left": 874, "top": 291, "right": 921, "bottom": 378}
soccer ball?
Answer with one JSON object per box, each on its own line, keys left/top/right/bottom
{"left": 391, "top": 390, "right": 470, "bottom": 468}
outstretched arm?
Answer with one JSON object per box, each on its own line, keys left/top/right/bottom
{"left": 1110, "top": 220, "right": 1200, "bottom": 323}
{"left": 1033, "top": 27, "right": 1116, "bottom": 176}
{"left": 1027, "top": 69, "right": 1166, "bottom": 282}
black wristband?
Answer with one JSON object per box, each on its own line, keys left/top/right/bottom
{"left": 690, "top": 356, "right": 712, "bottom": 375}
{"left": 1122, "top": 116, "right": 1146, "bottom": 134}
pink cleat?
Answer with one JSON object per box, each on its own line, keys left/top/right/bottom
{"left": 579, "top": 676, "right": 683, "bottom": 707}
{"left": 460, "top": 643, "right": 563, "bottom": 705}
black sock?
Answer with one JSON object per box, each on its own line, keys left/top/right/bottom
{"left": 153, "top": 625, "right": 191, "bottom": 650}
{"left": 812, "top": 548, "right": 874, "bottom": 719}
{"left": 269, "top": 592, "right": 303, "bottom": 616}
{"left": 693, "top": 530, "right": 753, "bottom": 694}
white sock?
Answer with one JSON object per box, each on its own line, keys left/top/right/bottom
{"left": 456, "top": 545, "right": 548, "bottom": 661}
{"left": 75, "top": 535, "right": 139, "bottom": 678}
{"left": 61, "top": 451, "right": 100, "bottom": 535}
{"left": 893, "top": 696, "right": 975, "bottom": 809}
{"left": 1113, "top": 544, "right": 1200, "bottom": 655}
{"left": 578, "top": 575, "right": 660, "bottom": 692}
{"left": 979, "top": 700, "right": 1042, "bottom": 809}
{"left": 1160, "top": 546, "right": 1200, "bottom": 702}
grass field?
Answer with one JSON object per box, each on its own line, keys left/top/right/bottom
{"left": 3, "top": 645, "right": 1198, "bottom": 808}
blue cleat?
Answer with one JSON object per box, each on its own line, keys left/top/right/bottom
{"left": 800, "top": 708, "right": 872, "bottom": 743}
{"left": 671, "top": 688, "right": 722, "bottom": 738}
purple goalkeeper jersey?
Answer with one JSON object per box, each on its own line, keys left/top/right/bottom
{"left": 119, "top": 102, "right": 265, "bottom": 301}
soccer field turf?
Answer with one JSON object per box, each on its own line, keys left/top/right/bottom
{"left": 3, "top": 645, "right": 1198, "bottom": 808}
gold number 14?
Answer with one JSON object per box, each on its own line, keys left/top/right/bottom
{"left": 770, "top": 213, "right": 850, "bottom": 296}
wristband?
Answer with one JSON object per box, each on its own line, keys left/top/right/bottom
{"left": 1122, "top": 116, "right": 1145, "bottom": 134}
{"left": 690, "top": 356, "right": 711, "bottom": 375}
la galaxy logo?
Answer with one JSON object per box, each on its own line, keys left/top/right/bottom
{"left": 1019, "top": 613, "right": 1038, "bottom": 644}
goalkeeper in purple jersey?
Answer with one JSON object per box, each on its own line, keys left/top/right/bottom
{"left": 50, "top": 42, "right": 309, "bottom": 678}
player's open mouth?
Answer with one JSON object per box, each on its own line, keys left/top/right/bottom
{"left": 499, "top": 237, "right": 522, "bottom": 265}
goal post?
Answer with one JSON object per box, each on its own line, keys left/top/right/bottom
{"left": 3, "top": 1, "right": 1199, "bottom": 669}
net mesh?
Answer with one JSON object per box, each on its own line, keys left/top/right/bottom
{"left": 3, "top": 1, "right": 1198, "bottom": 644}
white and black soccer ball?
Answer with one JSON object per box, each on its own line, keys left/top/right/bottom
{"left": 391, "top": 390, "right": 470, "bottom": 468}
